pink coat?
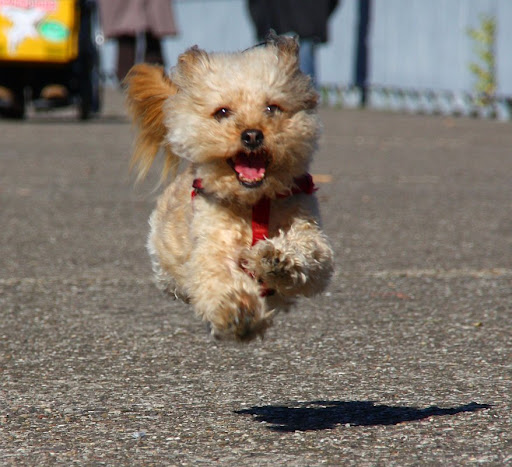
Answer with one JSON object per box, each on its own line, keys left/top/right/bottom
{"left": 98, "top": 0, "right": 178, "bottom": 38}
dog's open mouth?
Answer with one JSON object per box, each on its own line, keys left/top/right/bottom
{"left": 228, "top": 152, "right": 270, "bottom": 188}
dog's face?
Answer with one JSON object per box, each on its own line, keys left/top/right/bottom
{"left": 126, "top": 35, "right": 320, "bottom": 202}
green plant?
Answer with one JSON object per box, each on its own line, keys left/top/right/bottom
{"left": 467, "top": 15, "right": 497, "bottom": 108}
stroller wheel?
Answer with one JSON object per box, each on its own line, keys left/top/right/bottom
{"left": 78, "top": 86, "right": 92, "bottom": 120}
{"left": 0, "top": 86, "right": 25, "bottom": 119}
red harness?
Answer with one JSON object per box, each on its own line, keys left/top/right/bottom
{"left": 192, "top": 173, "right": 316, "bottom": 245}
{"left": 191, "top": 174, "right": 317, "bottom": 295}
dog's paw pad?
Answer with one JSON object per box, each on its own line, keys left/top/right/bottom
{"left": 261, "top": 247, "right": 294, "bottom": 276}
{"left": 231, "top": 306, "right": 265, "bottom": 341}
{"left": 269, "top": 256, "right": 281, "bottom": 267}
{"left": 208, "top": 292, "right": 272, "bottom": 342}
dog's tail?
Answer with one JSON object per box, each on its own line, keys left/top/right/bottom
{"left": 124, "top": 64, "right": 179, "bottom": 184}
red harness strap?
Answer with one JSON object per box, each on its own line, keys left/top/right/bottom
{"left": 250, "top": 173, "right": 316, "bottom": 245}
{"left": 191, "top": 178, "right": 203, "bottom": 199}
{"left": 191, "top": 174, "right": 317, "bottom": 296}
{"left": 280, "top": 173, "right": 317, "bottom": 197}
{"left": 192, "top": 173, "right": 316, "bottom": 244}
{"left": 250, "top": 196, "right": 271, "bottom": 246}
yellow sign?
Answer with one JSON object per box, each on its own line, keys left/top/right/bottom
{"left": 0, "top": 0, "right": 79, "bottom": 63}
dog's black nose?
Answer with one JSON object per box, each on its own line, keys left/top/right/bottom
{"left": 241, "top": 129, "right": 264, "bottom": 150}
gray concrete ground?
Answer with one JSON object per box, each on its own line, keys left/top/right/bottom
{"left": 1, "top": 91, "right": 511, "bottom": 465}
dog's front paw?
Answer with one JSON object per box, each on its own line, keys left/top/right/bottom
{"left": 241, "top": 240, "right": 307, "bottom": 292}
{"left": 208, "top": 291, "right": 274, "bottom": 342}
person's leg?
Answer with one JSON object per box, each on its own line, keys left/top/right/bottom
{"left": 117, "top": 35, "right": 136, "bottom": 82}
{"left": 144, "top": 32, "right": 163, "bottom": 66}
{"left": 299, "top": 38, "right": 317, "bottom": 85}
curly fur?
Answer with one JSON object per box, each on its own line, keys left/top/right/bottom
{"left": 124, "top": 33, "right": 334, "bottom": 342}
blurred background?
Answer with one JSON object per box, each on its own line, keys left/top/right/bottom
{"left": 98, "top": 0, "right": 512, "bottom": 119}
{"left": 1, "top": 0, "right": 511, "bottom": 120}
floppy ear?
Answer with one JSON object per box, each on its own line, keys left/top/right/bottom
{"left": 172, "top": 45, "right": 210, "bottom": 86}
{"left": 265, "top": 30, "right": 301, "bottom": 74}
{"left": 124, "top": 64, "right": 179, "bottom": 183}
{"left": 265, "top": 31, "right": 318, "bottom": 110}
{"left": 265, "top": 30, "right": 300, "bottom": 59}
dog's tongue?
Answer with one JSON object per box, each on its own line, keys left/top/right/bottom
{"left": 233, "top": 153, "right": 266, "bottom": 180}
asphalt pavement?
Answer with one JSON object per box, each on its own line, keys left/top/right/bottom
{"left": 1, "top": 90, "right": 511, "bottom": 465}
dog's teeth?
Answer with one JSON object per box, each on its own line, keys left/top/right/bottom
{"left": 240, "top": 174, "right": 264, "bottom": 183}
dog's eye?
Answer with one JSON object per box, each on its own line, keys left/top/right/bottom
{"left": 213, "top": 107, "right": 232, "bottom": 121}
{"left": 265, "top": 104, "right": 281, "bottom": 116}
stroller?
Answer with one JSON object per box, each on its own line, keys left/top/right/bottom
{"left": 0, "top": 0, "right": 101, "bottom": 119}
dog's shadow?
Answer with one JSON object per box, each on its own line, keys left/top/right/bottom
{"left": 235, "top": 400, "right": 490, "bottom": 432}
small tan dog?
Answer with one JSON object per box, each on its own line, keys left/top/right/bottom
{"left": 124, "top": 33, "right": 334, "bottom": 341}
